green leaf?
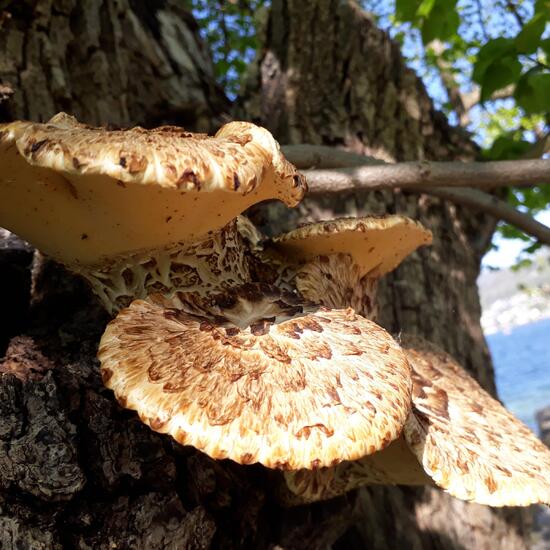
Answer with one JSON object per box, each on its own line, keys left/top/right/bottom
{"left": 535, "top": 0, "right": 550, "bottom": 15}
{"left": 511, "top": 258, "right": 533, "bottom": 271}
{"left": 515, "top": 71, "right": 550, "bottom": 114}
{"left": 472, "top": 38, "right": 516, "bottom": 85}
{"left": 499, "top": 224, "right": 531, "bottom": 241}
{"left": 479, "top": 56, "right": 522, "bottom": 101}
{"left": 421, "top": 0, "right": 459, "bottom": 43}
{"left": 515, "top": 13, "right": 548, "bottom": 54}
{"left": 524, "top": 242, "right": 542, "bottom": 254}
{"left": 396, "top": 0, "right": 419, "bottom": 22}
{"left": 485, "top": 135, "right": 531, "bottom": 160}
{"left": 542, "top": 38, "right": 550, "bottom": 57}
{"left": 417, "top": 0, "right": 436, "bottom": 18}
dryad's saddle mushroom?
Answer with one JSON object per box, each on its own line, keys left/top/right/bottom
{"left": 1, "top": 113, "right": 549, "bottom": 509}
{"left": 0, "top": 113, "right": 306, "bottom": 311}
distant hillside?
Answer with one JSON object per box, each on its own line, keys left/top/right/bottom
{"left": 478, "top": 251, "right": 550, "bottom": 333}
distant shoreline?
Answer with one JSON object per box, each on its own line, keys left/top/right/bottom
{"left": 482, "top": 294, "right": 550, "bottom": 335}
{"left": 478, "top": 255, "right": 550, "bottom": 336}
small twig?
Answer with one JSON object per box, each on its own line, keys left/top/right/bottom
{"left": 410, "top": 186, "right": 550, "bottom": 246}
{"left": 506, "top": 0, "right": 524, "bottom": 27}
{"left": 461, "top": 84, "right": 515, "bottom": 113}
{"left": 522, "top": 131, "right": 550, "bottom": 159}
{"left": 474, "top": 0, "right": 489, "bottom": 41}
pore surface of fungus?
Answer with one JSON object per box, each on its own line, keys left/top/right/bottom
{"left": 292, "top": 253, "right": 380, "bottom": 319}
{"left": 0, "top": 113, "right": 306, "bottom": 266}
{"left": 271, "top": 216, "right": 432, "bottom": 278}
{"left": 98, "top": 283, "right": 412, "bottom": 470}
{"left": 77, "top": 218, "right": 255, "bottom": 313}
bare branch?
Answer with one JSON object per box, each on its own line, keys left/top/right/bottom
{"left": 282, "top": 144, "right": 550, "bottom": 245}
{"left": 409, "top": 186, "right": 550, "bottom": 246}
{"left": 506, "top": 0, "right": 525, "bottom": 28}
{"left": 474, "top": 0, "right": 489, "bottom": 41}
{"left": 300, "top": 159, "right": 550, "bottom": 192}
{"left": 428, "top": 40, "right": 469, "bottom": 126}
{"left": 461, "top": 85, "right": 515, "bottom": 113}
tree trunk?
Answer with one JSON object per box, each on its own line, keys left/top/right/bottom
{"left": 0, "top": 1, "right": 534, "bottom": 549}
{"left": 0, "top": 0, "right": 228, "bottom": 130}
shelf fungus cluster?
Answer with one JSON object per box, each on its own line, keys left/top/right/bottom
{"left": 1, "top": 113, "right": 549, "bottom": 508}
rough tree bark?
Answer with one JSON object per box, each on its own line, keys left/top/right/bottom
{"left": 0, "top": 1, "right": 535, "bottom": 549}
{"left": 0, "top": 0, "right": 228, "bottom": 129}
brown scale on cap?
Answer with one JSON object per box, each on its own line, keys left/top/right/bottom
{"left": 0, "top": 113, "right": 306, "bottom": 267}
{"left": 74, "top": 218, "right": 255, "bottom": 314}
{"left": 98, "top": 283, "right": 412, "bottom": 470}
{"left": 401, "top": 335, "right": 550, "bottom": 507}
{"left": 293, "top": 254, "right": 379, "bottom": 320}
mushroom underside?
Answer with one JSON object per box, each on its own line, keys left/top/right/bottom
{"left": 75, "top": 219, "right": 255, "bottom": 313}
{"left": 0, "top": 115, "right": 306, "bottom": 266}
{"left": 271, "top": 216, "right": 433, "bottom": 278}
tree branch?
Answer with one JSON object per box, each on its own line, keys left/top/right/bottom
{"left": 282, "top": 144, "right": 550, "bottom": 245}
{"left": 300, "top": 159, "right": 550, "bottom": 192}
{"left": 461, "top": 85, "right": 515, "bottom": 113}
{"left": 282, "top": 144, "right": 384, "bottom": 168}
{"left": 522, "top": 131, "right": 550, "bottom": 159}
{"left": 410, "top": 186, "right": 550, "bottom": 245}
{"left": 428, "top": 40, "right": 469, "bottom": 126}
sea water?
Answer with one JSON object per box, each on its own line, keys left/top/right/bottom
{"left": 487, "top": 317, "right": 550, "bottom": 432}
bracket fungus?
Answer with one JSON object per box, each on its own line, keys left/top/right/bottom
{"left": 402, "top": 336, "right": 550, "bottom": 507}
{"left": 98, "top": 284, "right": 412, "bottom": 469}
{"left": 267, "top": 216, "right": 432, "bottom": 319}
{"left": 0, "top": 113, "right": 306, "bottom": 311}
{"left": 283, "top": 335, "right": 550, "bottom": 506}
{"left": 1, "top": 113, "right": 549, "bottom": 510}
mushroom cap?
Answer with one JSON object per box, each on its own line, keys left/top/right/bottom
{"left": 402, "top": 335, "right": 550, "bottom": 507}
{"left": 98, "top": 284, "right": 412, "bottom": 470}
{"left": 0, "top": 114, "right": 306, "bottom": 265}
{"left": 271, "top": 216, "right": 432, "bottom": 278}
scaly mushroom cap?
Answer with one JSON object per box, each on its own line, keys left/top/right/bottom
{"left": 0, "top": 114, "right": 306, "bottom": 266}
{"left": 293, "top": 253, "right": 379, "bottom": 319}
{"left": 98, "top": 284, "right": 412, "bottom": 470}
{"left": 78, "top": 219, "right": 255, "bottom": 313}
{"left": 271, "top": 216, "right": 432, "bottom": 278}
{"left": 402, "top": 336, "right": 550, "bottom": 507}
